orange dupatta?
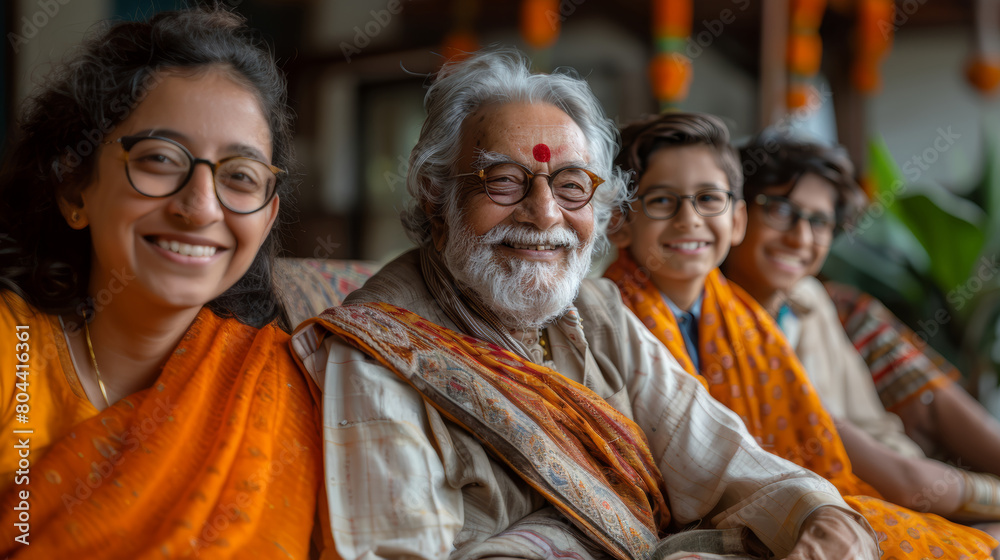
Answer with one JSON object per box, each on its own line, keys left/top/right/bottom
{"left": 0, "top": 307, "right": 322, "bottom": 559}
{"left": 605, "top": 251, "right": 997, "bottom": 558}
{"left": 301, "top": 301, "right": 670, "bottom": 560}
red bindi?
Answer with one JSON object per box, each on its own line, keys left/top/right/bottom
{"left": 532, "top": 143, "right": 551, "bottom": 163}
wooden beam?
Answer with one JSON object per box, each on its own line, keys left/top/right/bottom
{"left": 759, "top": 0, "right": 789, "bottom": 128}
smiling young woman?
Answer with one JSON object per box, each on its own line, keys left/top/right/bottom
{"left": 0, "top": 8, "right": 321, "bottom": 559}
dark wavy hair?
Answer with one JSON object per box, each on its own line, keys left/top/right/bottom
{"left": 616, "top": 112, "right": 744, "bottom": 208}
{"left": 739, "top": 130, "right": 868, "bottom": 229}
{"left": 0, "top": 7, "right": 296, "bottom": 330}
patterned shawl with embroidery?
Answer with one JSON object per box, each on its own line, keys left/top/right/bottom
{"left": 301, "top": 301, "right": 671, "bottom": 560}
{"left": 605, "top": 250, "right": 998, "bottom": 559}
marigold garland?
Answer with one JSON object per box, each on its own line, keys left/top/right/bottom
{"left": 852, "top": 0, "right": 894, "bottom": 93}
{"left": 521, "top": 0, "right": 560, "bottom": 50}
{"left": 787, "top": 0, "right": 826, "bottom": 110}
{"left": 650, "top": 0, "right": 693, "bottom": 110}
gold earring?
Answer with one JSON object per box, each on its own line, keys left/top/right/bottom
{"left": 71, "top": 211, "right": 80, "bottom": 223}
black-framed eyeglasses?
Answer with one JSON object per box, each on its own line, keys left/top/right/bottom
{"left": 104, "top": 135, "right": 284, "bottom": 214}
{"left": 636, "top": 189, "right": 734, "bottom": 220}
{"left": 453, "top": 161, "right": 605, "bottom": 211}
{"left": 754, "top": 194, "right": 836, "bottom": 246}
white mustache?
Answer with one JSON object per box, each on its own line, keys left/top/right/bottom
{"left": 477, "top": 224, "right": 580, "bottom": 249}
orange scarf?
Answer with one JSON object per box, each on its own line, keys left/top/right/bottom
{"left": 302, "top": 302, "right": 669, "bottom": 560}
{"left": 0, "top": 308, "right": 322, "bottom": 559}
{"left": 605, "top": 251, "right": 997, "bottom": 558}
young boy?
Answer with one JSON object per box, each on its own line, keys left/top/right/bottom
{"left": 604, "top": 112, "right": 996, "bottom": 558}
{"left": 723, "top": 131, "right": 1000, "bottom": 525}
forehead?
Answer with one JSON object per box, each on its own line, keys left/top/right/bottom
{"left": 637, "top": 145, "right": 729, "bottom": 194}
{"left": 774, "top": 173, "right": 837, "bottom": 214}
{"left": 461, "top": 102, "right": 588, "bottom": 163}
{"left": 119, "top": 69, "right": 272, "bottom": 157}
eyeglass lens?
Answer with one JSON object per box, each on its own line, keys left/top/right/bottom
{"left": 641, "top": 190, "right": 731, "bottom": 219}
{"left": 759, "top": 196, "right": 835, "bottom": 244}
{"left": 482, "top": 163, "right": 596, "bottom": 208}
{"left": 124, "top": 137, "right": 277, "bottom": 213}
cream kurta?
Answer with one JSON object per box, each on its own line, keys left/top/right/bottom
{"left": 785, "top": 276, "right": 925, "bottom": 458}
{"left": 292, "top": 250, "right": 871, "bottom": 560}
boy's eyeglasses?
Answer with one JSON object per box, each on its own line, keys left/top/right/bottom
{"left": 754, "top": 194, "right": 836, "bottom": 246}
{"left": 452, "top": 161, "right": 604, "bottom": 211}
{"left": 636, "top": 189, "right": 734, "bottom": 220}
{"left": 104, "top": 135, "right": 283, "bottom": 214}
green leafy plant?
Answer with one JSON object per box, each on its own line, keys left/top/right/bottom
{"left": 823, "top": 134, "right": 1000, "bottom": 381}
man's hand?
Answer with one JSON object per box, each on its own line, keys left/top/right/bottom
{"left": 783, "top": 506, "right": 879, "bottom": 559}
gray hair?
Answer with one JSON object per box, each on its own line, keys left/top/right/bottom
{"left": 401, "top": 48, "right": 628, "bottom": 249}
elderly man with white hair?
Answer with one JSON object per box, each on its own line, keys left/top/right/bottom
{"left": 292, "top": 49, "right": 879, "bottom": 560}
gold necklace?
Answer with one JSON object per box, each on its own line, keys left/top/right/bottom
{"left": 83, "top": 320, "right": 112, "bottom": 408}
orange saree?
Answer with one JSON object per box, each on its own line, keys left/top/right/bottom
{"left": 0, "top": 296, "right": 322, "bottom": 559}
{"left": 605, "top": 251, "right": 997, "bottom": 559}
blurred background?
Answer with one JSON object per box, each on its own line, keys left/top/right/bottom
{"left": 3, "top": 0, "right": 1000, "bottom": 404}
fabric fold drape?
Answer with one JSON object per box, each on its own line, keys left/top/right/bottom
{"left": 299, "top": 301, "right": 671, "bottom": 560}
{"left": 605, "top": 250, "right": 998, "bottom": 559}
{"left": 0, "top": 303, "right": 322, "bottom": 559}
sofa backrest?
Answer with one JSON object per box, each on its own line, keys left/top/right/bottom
{"left": 276, "top": 258, "right": 378, "bottom": 326}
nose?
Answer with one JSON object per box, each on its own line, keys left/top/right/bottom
{"left": 672, "top": 197, "right": 704, "bottom": 230}
{"left": 513, "top": 175, "right": 562, "bottom": 231}
{"left": 168, "top": 162, "right": 225, "bottom": 226}
{"left": 782, "top": 216, "right": 812, "bottom": 247}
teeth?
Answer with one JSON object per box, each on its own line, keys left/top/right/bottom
{"left": 669, "top": 241, "right": 709, "bottom": 251}
{"left": 511, "top": 243, "right": 556, "bottom": 251}
{"left": 772, "top": 254, "right": 803, "bottom": 267}
{"left": 157, "top": 239, "right": 218, "bottom": 258}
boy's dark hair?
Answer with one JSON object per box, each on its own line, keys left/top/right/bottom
{"left": 0, "top": 7, "right": 296, "bottom": 330}
{"left": 616, "top": 112, "right": 743, "bottom": 203}
{"left": 739, "top": 131, "right": 868, "bottom": 228}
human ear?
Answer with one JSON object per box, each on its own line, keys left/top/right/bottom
{"left": 57, "top": 194, "right": 89, "bottom": 230}
{"left": 607, "top": 209, "right": 633, "bottom": 249}
{"left": 262, "top": 195, "right": 280, "bottom": 238}
{"left": 730, "top": 199, "right": 748, "bottom": 247}
{"left": 424, "top": 199, "right": 448, "bottom": 252}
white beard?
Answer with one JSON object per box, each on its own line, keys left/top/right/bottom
{"left": 442, "top": 218, "right": 595, "bottom": 330}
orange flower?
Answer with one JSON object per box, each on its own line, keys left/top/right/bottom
{"left": 788, "top": 32, "right": 823, "bottom": 76}
{"left": 521, "top": 0, "right": 560, "bottom": 50}
{"left": 650, "top": 52, "right": 693, "bottom": 103}
{"left": 441, "top": 30, "right": 479, "bottom": 63}
{"left": 653, "top": 0, "right": 692, "bottom": 38}
{"left": 791, "top": 0, "right": 827, "bottom": 31}
{"left": 852, "top": 60, "right": 881, "bottom": 93}
{"left": 857, "top": 0, "right": 894, "bottom": 54}
{"left": 787, "top": 82, "right": 817, "bottom": 110}
{"left": 966, "top": 55, "right": 1000, "bottom": 94}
